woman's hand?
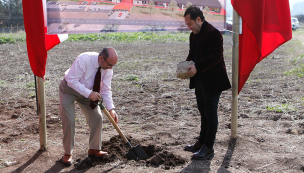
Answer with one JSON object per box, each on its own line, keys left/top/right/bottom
{"left": 186, "top": 65, "right": 197, "bottom": 76}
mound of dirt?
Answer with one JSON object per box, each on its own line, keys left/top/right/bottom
{"left": 74, "top": 135, "right": 187, "bottom": 170}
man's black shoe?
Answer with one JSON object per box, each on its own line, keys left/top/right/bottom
{"left": 184, "top": 140, "right": 202, "bottom": 153}
{"left": 191, "top": 145, "right": 214, "bottom": 160}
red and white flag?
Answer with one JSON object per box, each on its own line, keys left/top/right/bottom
{"left": 23, "top": 0, "right": 68, "bottom": 78}
{"left": 231, "top": 0, "right": 292, "bottom": 93}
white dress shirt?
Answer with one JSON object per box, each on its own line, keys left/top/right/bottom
{"left": 64, "top": 52, "right": 114, "bottom": 110}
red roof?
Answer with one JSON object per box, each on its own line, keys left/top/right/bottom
{"left": 113, "top": 0, "right": 133, "bottom": 11}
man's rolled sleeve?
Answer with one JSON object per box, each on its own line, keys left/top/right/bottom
{"left": 65, "top": 55, "right": 92, "bottom": 98}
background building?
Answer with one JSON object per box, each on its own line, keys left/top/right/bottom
{"left": 133, "top": 0, "right": 222, "bottom": 13}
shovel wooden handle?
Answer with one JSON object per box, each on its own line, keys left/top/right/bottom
{"left": 101, "top": 109, "right": 129, "bottom": 144}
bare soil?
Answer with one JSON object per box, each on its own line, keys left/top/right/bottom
{"left": 0, "top": 32, "right": 304, "bottom": 173}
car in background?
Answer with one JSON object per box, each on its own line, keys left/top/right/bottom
{"left": 291, "top": 17, "right": 300, "bottom": 30}
{"left": 226, "top": 17, "right": 232, "bottom": 31}
{"left": 84, "top": 7, "right": 90, "bottom": 12}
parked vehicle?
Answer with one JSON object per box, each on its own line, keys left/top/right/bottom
{"left": 291, "top": 17, "right": 300, "bottom": 30}
{"left": 84, "top": 7, "right": 90, "bottom": 12}
{"left": 226, "top": 17, "right": 232, "bottom": 31}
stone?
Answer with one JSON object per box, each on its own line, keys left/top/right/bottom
{"left": 176, "top": 61, "right": 195, "bottom": 79}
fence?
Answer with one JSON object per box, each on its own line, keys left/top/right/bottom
{"left": 0, "top": 25, "right": 25, "bottom": 33}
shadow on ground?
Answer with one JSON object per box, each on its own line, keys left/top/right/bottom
{"left": 180, "top": 138, "right": 237, "bottom": 173}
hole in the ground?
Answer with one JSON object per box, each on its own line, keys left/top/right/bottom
{"left": 75, "top": 135, "right": 187, "bottom": 170}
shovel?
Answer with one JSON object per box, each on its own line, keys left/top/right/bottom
{"left": 96, "top": 99, "right": 148, "bottom": 160}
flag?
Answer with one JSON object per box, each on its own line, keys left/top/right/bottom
{"left": 23, "top": 0, "right": 68, "bottom": 78}
{"left": 231, "top": 0, "right": 292, "bottom": 93}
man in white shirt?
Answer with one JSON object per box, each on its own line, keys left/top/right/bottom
{"left": 59, "top": 47, "right": 118, "bottom": 165}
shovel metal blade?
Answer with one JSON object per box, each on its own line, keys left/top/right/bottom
{"left": 125, "top": 144, "right": 148, "bottom": 160}
{"left": 126, "top": 149, "right": 138, "bottom": 160}
{"left": 133, "top": 144, "right": 148, "bottom": 160}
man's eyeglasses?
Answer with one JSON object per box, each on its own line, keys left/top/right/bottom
{"left": 104, "top": 58, "right": 114, "bottom": 67}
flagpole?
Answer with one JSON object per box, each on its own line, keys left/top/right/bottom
{"left": 37, "top": 76, "right": 47, "bottom": 150}
{"left": 231, "top": 9, "right": 240, "bottom": 138}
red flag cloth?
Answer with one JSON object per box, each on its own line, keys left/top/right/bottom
{"left": 23, "top": 0, "right": 47, "bottom": 77}
{"left": 23, "top": 0, "right": 67, "bottom": 78}
{"left": 45, "top": 27, "right": 61, "bottom": 51}
{"left": 231, "top": 0, "right": 292, "bottom": 93}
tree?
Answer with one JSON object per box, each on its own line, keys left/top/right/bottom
{"left": 185, "top": 2, "right": 192, "bottom": 9}
{"left": 169, "top": 0, "right": 177, "bottom": 17}
{"left": 295, "top": 14, "right": 304, "bottom": 23}
{"left": 148, "top": 0, "right": 155, "bottom": 16}
{"left": 0, "top": 0, "right": 23, "bottom": 27}
{"left": 0, "top": 1, "right": 8, "bottom": 17}
{"left": 1, "top": 0, "right": 23, "bottom": 18}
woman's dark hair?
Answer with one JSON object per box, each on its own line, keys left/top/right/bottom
{"left": 184, "top": 6, "right": 205, "bottom": 22}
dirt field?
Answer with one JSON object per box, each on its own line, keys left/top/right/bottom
{"left": 0, "top": 29, "right": 304, "bottom": 172}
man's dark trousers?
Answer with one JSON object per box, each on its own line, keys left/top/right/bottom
{"left": 195, "top": 77, "right": 222, "bottom": 149}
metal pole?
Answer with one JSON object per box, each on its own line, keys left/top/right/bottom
{"left": 37, "top": 77, "right": 47, "bottom": 150}
{"left": 231, "top": 9, "right": 240, "bottom": 138}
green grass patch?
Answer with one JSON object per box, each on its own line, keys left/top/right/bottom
{"left": 27, "top": 92, "right": 36, "bottom": 98}
{"left": 288, "top": 53, "right": 304, "bottom": 65}
{"left": 67, "top": 32, "right": 189, "bottom": 42}
{"left": 125, "top": 75, "right": 139, "bottom": 81}
{"left": 284, "top": 39, "right": 302, "bottom": 55}
{"left": 0, "top": 80, "right": 8, "bottom": 87}
{"left": 0, "top": 31, "right": 189, "bottom": 44}
{"left": 0, "top": 32, "right": 26, "bottom": 44}
{"left": 266, "top": 104, "right": 296, "bottom": 113}
{"left": 284, "top": 65, "right": 304, "bottom": 77}
{"left": 283, "top": 39, "right": 304, "bottom": 77}
{"left": 26, "top": 82, "right": 35, "bottom": 89}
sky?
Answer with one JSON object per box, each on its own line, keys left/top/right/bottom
{"left": 289, "top": 0, "right": 303, "bottom": 10}
{"left": 225, "top": 0, "right": 304, "bottom": 17}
